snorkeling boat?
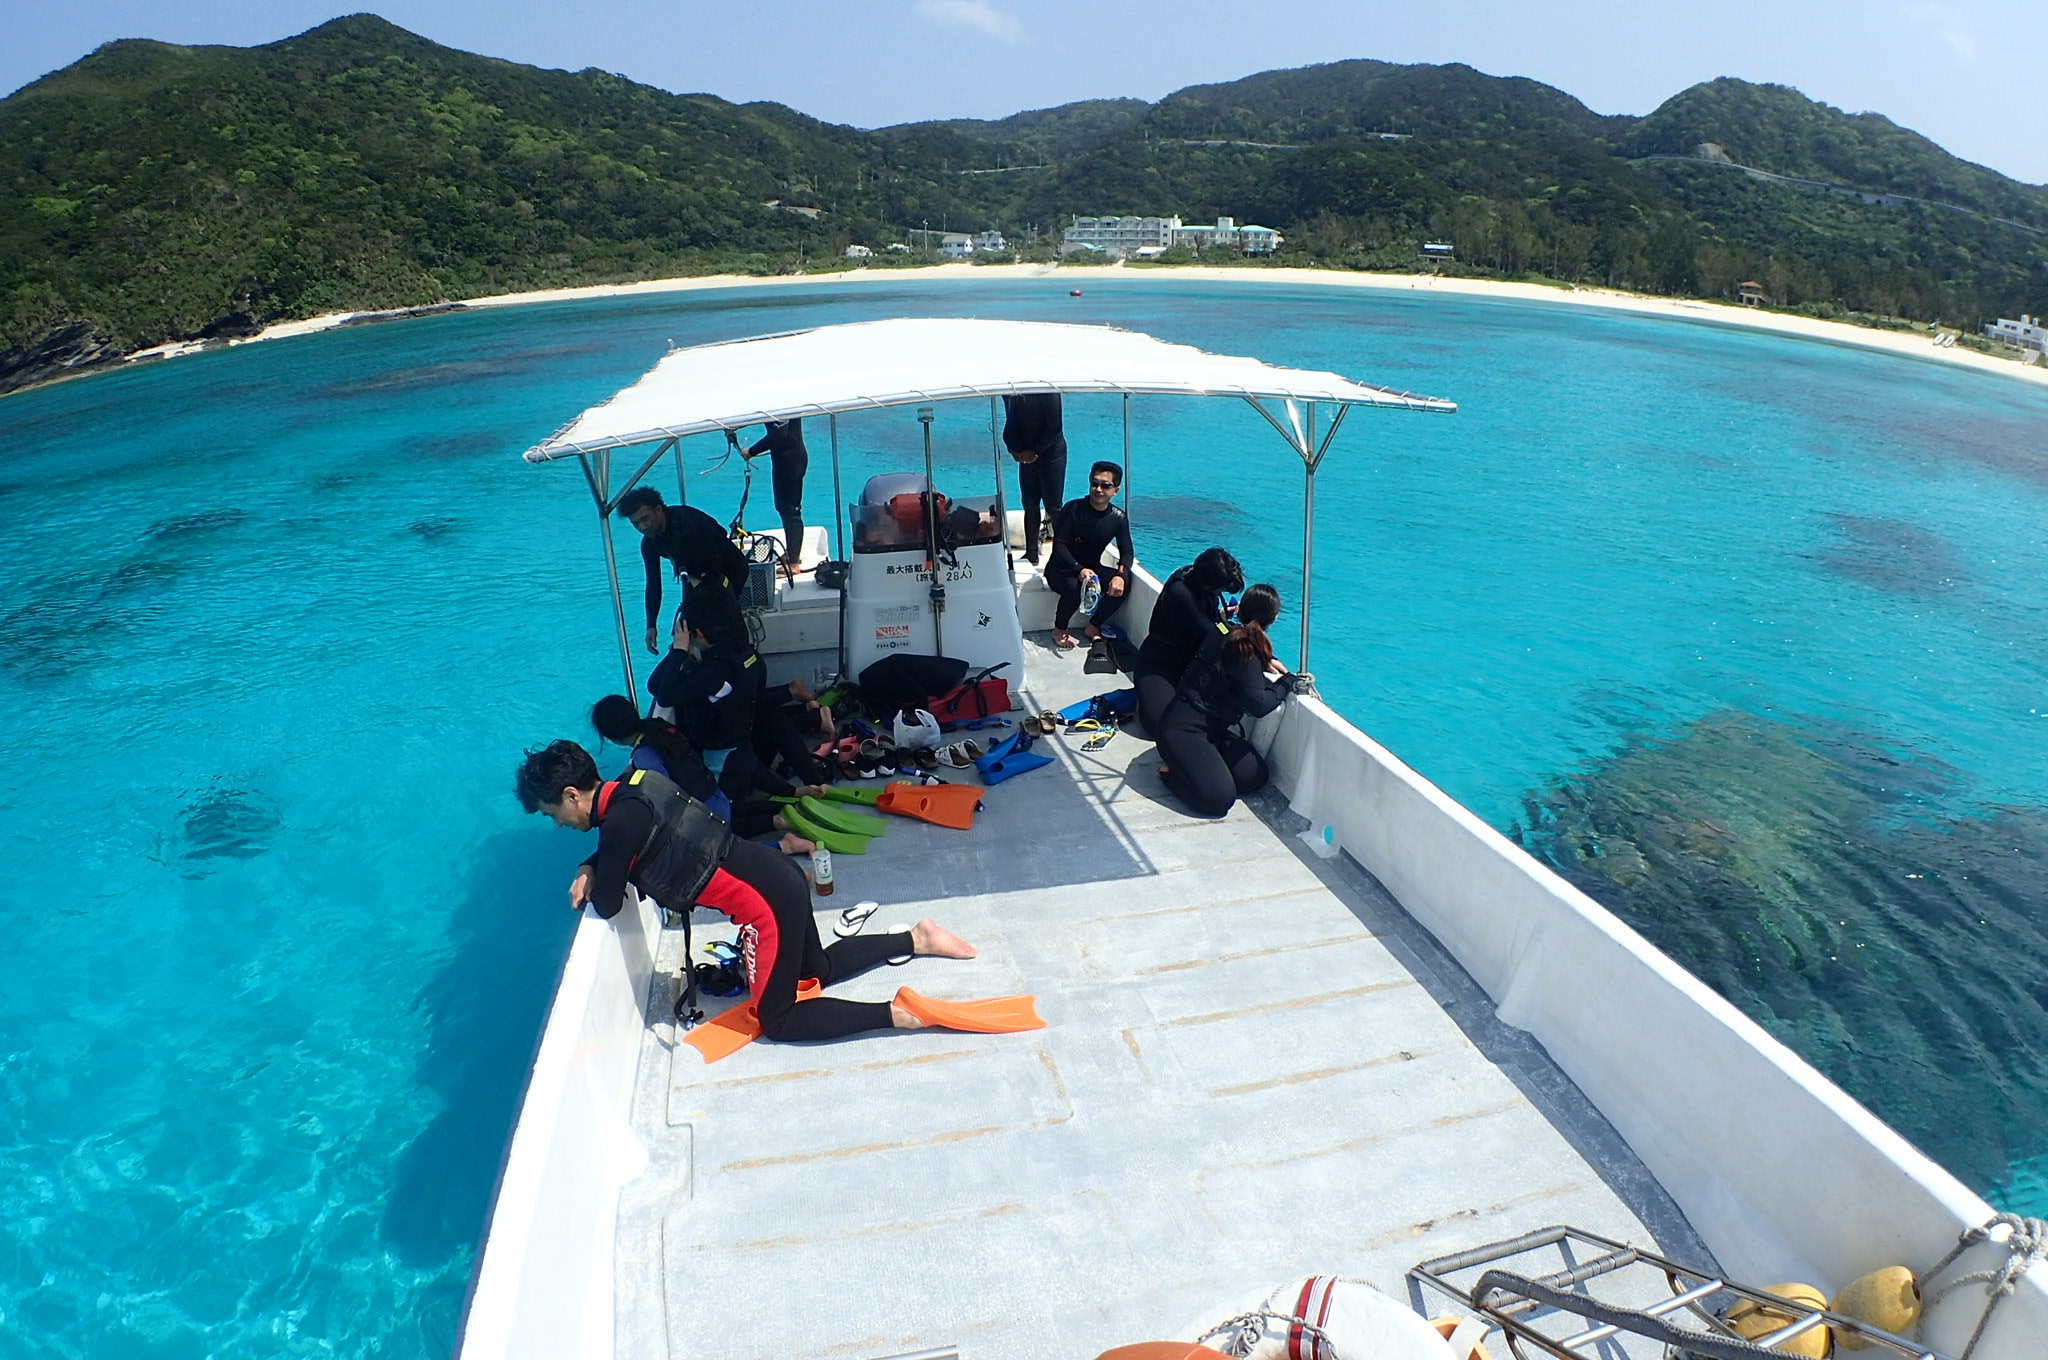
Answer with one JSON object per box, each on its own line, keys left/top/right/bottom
{"left": 460, "top": 319, "right": 2046, "bottom": 1359}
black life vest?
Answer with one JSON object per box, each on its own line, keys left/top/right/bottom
{"left": 597, "top": 768, "right": 733, "bottom": 908}
{"left": 672, "top": 649, "right": 761, "bottom": 752}
{"left": 1175, "top": 621, "right": 1245, "bottom": 720}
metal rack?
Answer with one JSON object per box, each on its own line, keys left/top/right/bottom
{"left": 1410, "top": 1225, "right": 1949, "bottom": 1360}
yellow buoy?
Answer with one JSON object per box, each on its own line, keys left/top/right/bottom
{"left": 1726, "top": 1283, "right": 1832, "bottom": 1357}
{"left": 1832, "top": 1266, "right": 1921, "bottom": 1348}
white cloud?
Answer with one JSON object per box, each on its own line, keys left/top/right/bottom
{"left": 914, "top": 0, "right": 1026, "bottom": 44}
{"left": 1903, "top": 3, "right": 1978, "bottom": 61}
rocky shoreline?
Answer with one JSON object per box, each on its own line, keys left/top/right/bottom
{"left": 0, "top": 302, "right": 470, "bottom": 397}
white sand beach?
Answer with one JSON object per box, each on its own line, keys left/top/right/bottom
{"left": 235, "top": 262, "right": 2048, "bottom": 390}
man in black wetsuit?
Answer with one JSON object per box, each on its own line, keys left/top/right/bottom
{"left": 514, "top": 741, "right": 979, "bottom": 1042}
{"left": 1001, "top": 392, "right": 1067, "bottom": 564}
{"left": 744, "top": 420, "right": 808, "bottom": 570}
{"left": 1046, "top": 460, "right": 1135, "bottom": 649}
{"left": 616, "top": 487, "right": 749, "bottom": 654}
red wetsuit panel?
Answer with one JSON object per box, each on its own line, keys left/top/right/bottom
{"left": 696, "top": 866, "right": 781, "bottom": 1003}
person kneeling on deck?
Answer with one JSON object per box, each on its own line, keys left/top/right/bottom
{"left": 1046, "top": 461, "right": 1134, "bottom": 650}
{"left": 515, "top": 741, "right": 980, "bottom": 1039}
{"left": 1156, "top": 583, "right": 1310, "bottom": 818}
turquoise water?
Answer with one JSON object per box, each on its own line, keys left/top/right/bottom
{"left": 2, "top": 277, "right": 2046, "bottom": 1357}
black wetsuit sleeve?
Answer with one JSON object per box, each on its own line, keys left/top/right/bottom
{"left": 1232, "top": 652, "right": 1288, "bottom": 720}
{"left": 1047, "top": 501, "right": 1080, "bottom": 575}
{"left": 1113, "top": 508, "right": 1134, "bottom": 571}
{"left": 586, "top": 798, "right": 658, "bottom": 920}
{"left": 641, "top": 536, "right": 663, "bottom": 632}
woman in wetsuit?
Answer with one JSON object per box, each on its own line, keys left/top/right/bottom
{"left": 516, "top": 742, "right": 978, "bottom": 1041}
{"left": 1155, "top": 582, "right": 1298, "bottom": 818}
{"left": 1134, "top": 547, "right": 1243, "bottom": 740}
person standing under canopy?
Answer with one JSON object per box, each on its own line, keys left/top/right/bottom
{"left": 745, "top": 419, "right": 809, "bottom": 572}
{"left": 616, "top": 487, "right": 749, "bottom": 654}
{"left": 1046, "top": 461, "right": 1134, "bottom": 650}
{"left": 1002, "top": 392, "right": 1067, "bottom": 565}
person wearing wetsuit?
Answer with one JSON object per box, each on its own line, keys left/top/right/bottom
{"left": 589, "top": 694, "right": 817, "bottom": 855}
{"left": 616, "top": 487, "right": 750, "bottom": 654}
{"left": 1155, "top": 583, "right": 1298, "bottom": 818}
{"left": 745, "top": 420, "right": 808, "bottom": 567}
{"left": 1001, "top": 392, "right": 1067, "bottom": 564}
{"left": 515, "top": 742, "right": 978, "bottom": 1041}
{"left": 659, "top": 588, "right": 771, "bottom": 806}
{"left": 1045, "top": 461, "right": 1134, "bottom": 649}
{"left": 1135, "top": 547, "right": 1244, "bottom": 740}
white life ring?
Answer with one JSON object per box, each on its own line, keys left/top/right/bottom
{"left": 1189, "top": 1276, "right": 1460, "bottom": 1360}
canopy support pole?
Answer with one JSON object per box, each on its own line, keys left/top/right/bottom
{"left": 1242, "top": 397, "right": 1350, "bottom": 675}
{"left": 989, "top": 397, "right": 1013, "bottom": 571}
{"left": 674, "top": 434, "right": 688, "bottom": 507}
{"left": 1299, "top": 407, "right": 1317, "bottom": 674}
{"left": 831, "top": 414, "right": 848, "bottom": 680}
{"left": 918, "top": 406, "right": 945, "bottom": 656}
{"left": 1121, "top": 392, "right": 1132, "bottom": 525}
{"left": 596, "top": 437, "right": 676, "bottom": 515}
{"left": 582, "top": 449, "right": 640, "bottom": 707}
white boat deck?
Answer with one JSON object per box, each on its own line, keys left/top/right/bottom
{"left": 611, "top": 635, "right": 1706, "bottom": 1360}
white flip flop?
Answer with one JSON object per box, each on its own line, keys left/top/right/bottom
{"left": 886, "top": 923, "right": 914, "bottom": 965}
{"left": 833, "top": 900, "right": 880, "bottom": 938}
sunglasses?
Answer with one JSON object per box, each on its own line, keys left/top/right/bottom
{"left": 1089, "top": 478, "right": 1117, "bottom": 489}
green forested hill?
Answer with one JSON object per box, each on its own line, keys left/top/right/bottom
{"left": 5, "top": 15, "right": 2046, "bottom": 392}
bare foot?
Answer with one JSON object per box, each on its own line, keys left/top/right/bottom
{"left": 891, "top": 1000, "right": 926, "bottom": 1029}
{"left": 1082, "top": 624, "right": 1103, "bottom": 641}
{"left": 1053, "top": 630, "right": 1078, "bottom": 650}
{"left": 789, "top": 677, "right": 814, "bottom": 703}
{"left": 778, "top": 832, "right": 816, "bottom": 856}
{"left": 910, "top": 918, "right": 978, "bottom": 959}
{"left": 794, "top": 784, "right": 832, "bottom": 799}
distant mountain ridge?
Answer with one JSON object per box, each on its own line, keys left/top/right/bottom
{"left": 3, "top": 14, "right": 2044, "bottom": 393}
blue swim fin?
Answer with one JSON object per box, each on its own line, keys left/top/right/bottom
{"left": 975, "top": 731, "right": 1054, "bottom": 784}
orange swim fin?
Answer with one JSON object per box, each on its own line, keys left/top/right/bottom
{"left": 682, "top": 979, "right": 822, "bottom": 1063}
{"left": 874, "top": 781, "right": 984, "bottom": 830}
{"left": 894, "top": 986, "right": 1046, "bottom": 1033}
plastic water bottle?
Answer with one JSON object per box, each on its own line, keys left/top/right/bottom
{"left": 1300, "top": 823, "right": 1340, "bottom": 860}
{"left": 811, "top": 846, "right": 835, "bottom": 895}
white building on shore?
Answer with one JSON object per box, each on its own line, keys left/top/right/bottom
{"left": 1063, "top": 214, "right": 1282, "bottom": 257}
{"left": 1986, "top": 314, "right": 2048, "bottom": 358}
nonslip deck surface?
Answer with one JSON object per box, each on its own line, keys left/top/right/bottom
{"left": 612, "top": 635, "right": 1693, "bottom": 1360}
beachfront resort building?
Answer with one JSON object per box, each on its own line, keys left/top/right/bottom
{"left": 1063, "top": 214, "right": 1282, "bottom": 257}
{"left": 1985, "top": 315, "right": 2048, "bottom": 358}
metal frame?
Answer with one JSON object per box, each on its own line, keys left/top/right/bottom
{"left": 539, "top": 336, "right": 1451, "bottom": 699}
{"left": 1411, "top": 1224, "right": 1950, "bottom": 1360}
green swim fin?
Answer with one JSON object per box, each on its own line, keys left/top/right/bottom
{"left": 821, "top": 785, "right": 883, "bottom": 806}
{"left": 780, "top": 800, "right": 874, "bottom": 855}
{"left": 797, "top": 796, "right": 889, "bottom": 837}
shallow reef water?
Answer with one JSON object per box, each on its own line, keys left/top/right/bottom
{"left": 1513, "top": 711, "right": 2048, "bottom": 1193}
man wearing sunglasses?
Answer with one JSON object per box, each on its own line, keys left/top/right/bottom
{"left": 1046, "top": 460, "right": 1135, "bottom": 649}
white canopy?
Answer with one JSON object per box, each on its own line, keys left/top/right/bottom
{"left": 523, "top": 317, "right": 1454, "bottom": 461}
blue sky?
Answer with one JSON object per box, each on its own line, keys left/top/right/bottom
{"left": 10, "top": 2, "right": 2047, "bottom": 184}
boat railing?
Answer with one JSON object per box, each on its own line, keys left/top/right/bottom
{"left": 455, "top": 887, "right": 664, "bottom": 1360}
{"left": 1253, "top": 685, "right": 2048, "bottom": 1356}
